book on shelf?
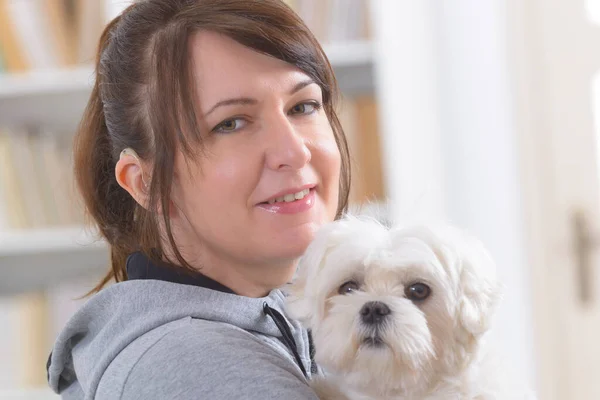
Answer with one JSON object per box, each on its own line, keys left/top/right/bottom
{"left": 291, "top": 0, "right": 371, "bottom": 44}
{"left": 0, "top": 0, "right": 29, "bottom": 73}
{"left": 0, "top": 128, "right": 84, "bottom": 231}
{"left": 0, "top": 132, "right": 28, "bottom": 229}
{"left": 0, "top": 0, "right": 107, "bottom": 73}
{"left": 77, "top": 0, "right": 108, "bottom": 64}
{"left": 0, "top": 0, "right": 370, "bottom": 75}
{"left": 7, "top": 0, "right": 62, "bottom": 70}
{"left": 46, "top": 0, "right": 78, "bottom": 66}
{"left": 6, "top": 130, "right": 49, "bottom": 228}
{"left": 338, "top": 95, "right": 385, "bottom": 205}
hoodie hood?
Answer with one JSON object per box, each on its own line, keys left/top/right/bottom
{"left": 47, "top": 268, "right": 308, "bottom": 397}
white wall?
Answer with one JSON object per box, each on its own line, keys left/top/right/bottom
{"left": 434, "top": 0, "right": 536, "bottom": 385}
{"left": 371, "top": 0, "right": 536, "bottom": 388}
{"left": 369, "top": 1, "right": 446, "bottom": 223}
{"left": 105, "top": 0, "right": 133, "bottom": 21}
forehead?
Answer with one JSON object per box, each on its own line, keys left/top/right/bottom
{"left": 189, "top": 31, "right": 311, "bottom": 101}
{"left": 325, "top": 233, "right": 445, "bottom": 283}
{"left": 370, "top": 238, "right": 443, "bottom": 277}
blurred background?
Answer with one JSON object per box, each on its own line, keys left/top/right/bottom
{"left": 0, "top": 0, "right": 599, "bottom": 398}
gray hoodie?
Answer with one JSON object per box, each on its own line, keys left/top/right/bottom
{"left": 47, "top": 252, "right": 318, "bottom": 399}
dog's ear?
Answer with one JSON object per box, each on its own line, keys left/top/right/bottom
{"left": 455, "top": 235, "right": 502, "bottom": 340}
{"left": 415, "top": 224, "right": 501, "bottom": 342}
{"left": 285, "top": 219, "right": 353, "bottom": 328}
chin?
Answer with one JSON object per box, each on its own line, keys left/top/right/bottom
{"left": 285, "top": 215, "right": 536, "bottom": 400}
{"left": 273, "top": 222, "right": 321, "bottom": 261}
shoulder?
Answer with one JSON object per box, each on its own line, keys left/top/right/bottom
{"left": 115, "top": 318, "right": 318, "bottom": 400}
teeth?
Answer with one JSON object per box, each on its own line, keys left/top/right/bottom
{"left": 295, "top": 189, "right": 310, "bottom": 199}
{"left": 267, "top": 188, "right": 310, "bottom": 204}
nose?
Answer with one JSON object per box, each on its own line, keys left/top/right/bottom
{"left": 360, "top": 301, "right": 391, "bottom": 325}
{"left": 264, "top": 114, "right": 311, "bottom": 171}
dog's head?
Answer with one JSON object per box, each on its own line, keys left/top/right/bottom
{"left": 286, "top": 216, "right": 501, "bottom": 395}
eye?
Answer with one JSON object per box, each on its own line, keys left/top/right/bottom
{"left": 405, "top": 282, "right": 431, "bottom": 302}
{"left": 338, "top": 280, "right": 360, "bottom": 295}
{"left": 289, "top": 101, "right": 322, "bottom": 115}
{"left": 212, "top": 117, "right": 247, "bottom": 133}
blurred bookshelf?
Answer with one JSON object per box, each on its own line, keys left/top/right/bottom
{"left": 0, "top": 0, "right": 387, "bottom": 393}
{"left": 0, "top": 66, "right": 94, "bottom": 132}
{"left": 0, "top": 227, "right": 107, "bottom": 296}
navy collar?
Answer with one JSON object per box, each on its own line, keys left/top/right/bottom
{"left": 126, "top": 251, "right": 235, "bottom": 294}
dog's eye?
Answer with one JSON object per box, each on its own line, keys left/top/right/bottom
{"left": 405, "top": 283, "right": 431, "bottom": 301}
{"left": 338, "top": 280, "right": 359, "bottom": 295}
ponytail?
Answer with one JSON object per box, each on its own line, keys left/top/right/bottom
{"left": 74, "top": 15, "right": 137, "bottom": 293}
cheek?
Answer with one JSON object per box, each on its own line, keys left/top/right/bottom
{"left": 314, "top": 133, "right": 341, "bottom": 181}
{"left": 175, "top": 151, "right": 255, "bottom": 209}
{"left": 314, "top": 296, "right": 362, "bottom": 370}
{"left": 209, "top": 158, "right": 245, "bottom": 187}
{"left": 422, "top": 296, "right": 459, "bottom": 350}
{"left": 310, "top": 125, "right": 342, "bottom": 207}
{"left": 308, "top": 116, "right": 341, "bottom": 167}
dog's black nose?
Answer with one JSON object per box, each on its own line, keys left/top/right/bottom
{"left": 360, "top": 301, "right": 391, "bottom": 325}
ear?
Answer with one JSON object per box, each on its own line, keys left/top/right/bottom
{"left": 115, "top": 148, "right": 151, "bottom": 210}
{"left": 285, "top": 218, "right": 353, "bottom": 328}
{"left": 414, "top": 224, "right": 501, "bottom": 342}
{"left": 455, "top": 234, "right": 502, "bottom": 340}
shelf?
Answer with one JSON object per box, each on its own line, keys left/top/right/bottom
{"left": 0, "top": 66, "right": 94, "bottom": 132}
{"left": 0, "top": 67, "right": 95, "bottom": 98}
{"left": 0, "top": 40, "right": 374, "bottom": 131}
{"left": 324, "top": 39, "right": 373, "bottom": 67}
{"left": 326, "top": 40, "right": 374, "bottom": 96}
{"left": 0, "top": 227, "right": 109, "bottom": 296}
{"left": 0, "top": 388, "right": 59, "bottom": 399}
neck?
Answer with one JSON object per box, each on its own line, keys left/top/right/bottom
{"left": 163, "top": 247, "right": 297, "bottom": 298}
{"left": 204, "top": 262, "right": 295, "bottom": 297}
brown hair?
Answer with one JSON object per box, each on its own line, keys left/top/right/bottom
{"left": 75, "top": 0, "right": 351, "bottom": 293}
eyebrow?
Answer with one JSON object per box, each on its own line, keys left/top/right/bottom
{"left": 204, "top": 97, "right": 257, "bottom": 117}
{"left": 203, "top": 79, "right": 317, "bottom": 117}
{"left": 289, "top": 79, "right": 316, "bottom": 95}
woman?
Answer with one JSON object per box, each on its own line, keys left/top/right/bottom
{"left": 46, "top": 0, "right": 350, "bottom": 399}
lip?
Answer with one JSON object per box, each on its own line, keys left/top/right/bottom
{"left": 256, "top": 187, "right": 316, "bottom": 215}
{"left": 258, "top": 183, "right": 316, "bottom": 205}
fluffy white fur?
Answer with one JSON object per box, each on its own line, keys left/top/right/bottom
{"left": 286, "top": 214, "right": 535, "bottom": 400}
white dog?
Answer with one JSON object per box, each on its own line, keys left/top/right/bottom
{"left": 286, "top": 215, "right": 534, "bottom": 400}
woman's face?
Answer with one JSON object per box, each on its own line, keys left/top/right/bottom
{"left": 170, "top": 31, "right": 341, "bottom": 290}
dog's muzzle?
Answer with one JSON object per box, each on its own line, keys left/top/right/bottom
{"left": 360, "top": 301, "right": 391, "bottom": 325}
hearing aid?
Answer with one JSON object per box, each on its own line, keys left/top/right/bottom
{"left": 120, "top": 148, "right": 150, "bottom": 188}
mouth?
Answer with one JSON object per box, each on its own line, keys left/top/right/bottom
{"left": 258, "top": 184, "right": 316, "bottom": 206}
{"left": 256, "top": 185, "right": 317, "bottom": 215}
{"left": 361, "top": 336, "right": 386, "bottom": 348}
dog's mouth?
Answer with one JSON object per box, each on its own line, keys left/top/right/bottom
{"left": 361, "top": 336, "right": 386, "bottom": 348}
